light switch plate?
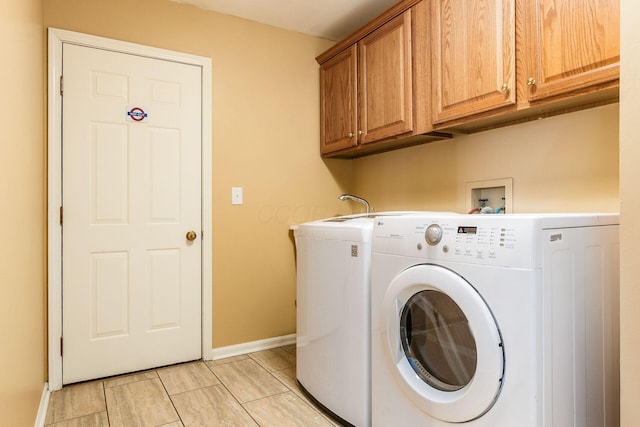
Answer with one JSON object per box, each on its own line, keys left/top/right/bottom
{"left": 231, "top": 187, "right": 243, "bottom": 205}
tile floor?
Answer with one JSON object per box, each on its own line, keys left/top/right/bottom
{"left": 45, "top": 344, "right": 345, "bottom": 427}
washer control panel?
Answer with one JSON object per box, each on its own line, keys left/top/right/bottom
{"left": 373, "top": 215, "right": 537, "bottom": 268}
{"left": 430, "top": 222, "right": 519, "bottom": 258}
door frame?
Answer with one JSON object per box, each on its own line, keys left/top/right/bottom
{"left": 47, "top": 27, "right": 213, "bottom": 391}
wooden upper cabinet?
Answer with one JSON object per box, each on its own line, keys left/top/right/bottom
{"left": 431, "top": 0, "right": 619, "bottom": 131}
{"left": 431, "top": 0, "right": 516, "bottom": 124}
{"left": 319, "top": 45, "right": 358, "bottom": 155}
{"left": 317, "top": 0, "right": 446, "bottom": 158}
{"left": 320, "top": 11, "right": 415, "bottom": 155}
{"left": 359, "top": 10, "right": 414, "bottom": 144}
{"left": 319, "top": 0, "right": 619, "bottom": 148}
{"left": 522, "top": 0, "right": 620, "bottom": 103}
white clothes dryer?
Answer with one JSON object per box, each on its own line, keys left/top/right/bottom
{"left": 295, "top": 214, "right": 374, "bottom": 427}
{"left": 370, "top": 213, "right": 619, "bottom": 427}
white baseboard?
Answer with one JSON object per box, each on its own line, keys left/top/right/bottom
{"left": 34, "top": 382, "right": 50, "bottom": 427}
{"left": 209, "top": 334, "right": 296, "bottom": 360}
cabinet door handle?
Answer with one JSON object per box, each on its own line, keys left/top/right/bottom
{"left": 527, "top": 77, "right": 537, "bottom": 86}
{"left": 358, "top": 130, "right": 363, "bottom": 136}
{"left": 500, "top": 83, "right": 510, "bottom": 92}
{"left": 348, "top": 132, "right": 355, "bottom": 138}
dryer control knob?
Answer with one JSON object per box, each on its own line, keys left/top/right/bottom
{"left": 425, "top": 224, "right": 443, "bottom": 246}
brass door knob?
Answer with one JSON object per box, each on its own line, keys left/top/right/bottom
{"left": 501, "top": 83, "right": 509, "bottom": 92}
{"left": 527, "top": 77, "right": 537, "bottom": 86}
{"left": 186, "top": 230, "right": 197, "bottom": 241}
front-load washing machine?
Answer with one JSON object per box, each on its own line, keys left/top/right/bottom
{"left": 370, "top": 213, "right": 619, "bottom": 427}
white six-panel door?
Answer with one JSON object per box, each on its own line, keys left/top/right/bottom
{"left": 62, "top": 43, "right": 202, "bottom": 384}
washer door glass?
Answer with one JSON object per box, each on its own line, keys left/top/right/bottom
{"left": 400, "top": 290, "right": 477, "bottom": 392}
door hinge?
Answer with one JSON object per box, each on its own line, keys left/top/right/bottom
{"left": 60, "top": 337, "right": 63, "bottom": 357}
{"left": 60, "top": 75, "right": 63, "bottom": 96}
{"left": 59, "top": 206, "right": 63, "bottom": 226}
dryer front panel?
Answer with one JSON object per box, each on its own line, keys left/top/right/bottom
{"left": 383, "top": 264, "right": 504, "bottom": 423}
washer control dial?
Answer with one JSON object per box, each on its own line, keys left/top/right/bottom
{"left": 425, "top": 224, "right": 443, "bottom": 246}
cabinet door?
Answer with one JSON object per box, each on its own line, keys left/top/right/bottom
{"left": 359, "top": 10, "right": 414, "bottom": 145}
{"left": 320, "top": 45, "right": 358, "bottom": 154}
{"left": 431, "top": 0, "right": 516, "bottom": 124}
{"left": 523, "top": 0, "right": 619, "bottom": 102}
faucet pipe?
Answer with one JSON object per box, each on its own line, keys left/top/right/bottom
{"left": 339, "top": 193, "right": 372, "bottom": 215}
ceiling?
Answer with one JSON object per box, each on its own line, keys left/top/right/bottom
{"left": 168, "top": 0, "right": 400, "bottom": 41}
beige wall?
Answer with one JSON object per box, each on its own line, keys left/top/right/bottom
{"left": 43, "top": 0, "right": 349, "bottom": 348}
{"left": 355, "top": 104, "right": 619, "bottom": 214}
{"left": 353, "top": 138, "right": 458, "bottom": 212}
{"left": 619, "top": 0, "right": 640, "bottom": 424}
{"left": 2, "top": 0, "right": 630, "bottom": 422}
{"left": 0, "top": 0, "right": 46, "bottom": 424}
